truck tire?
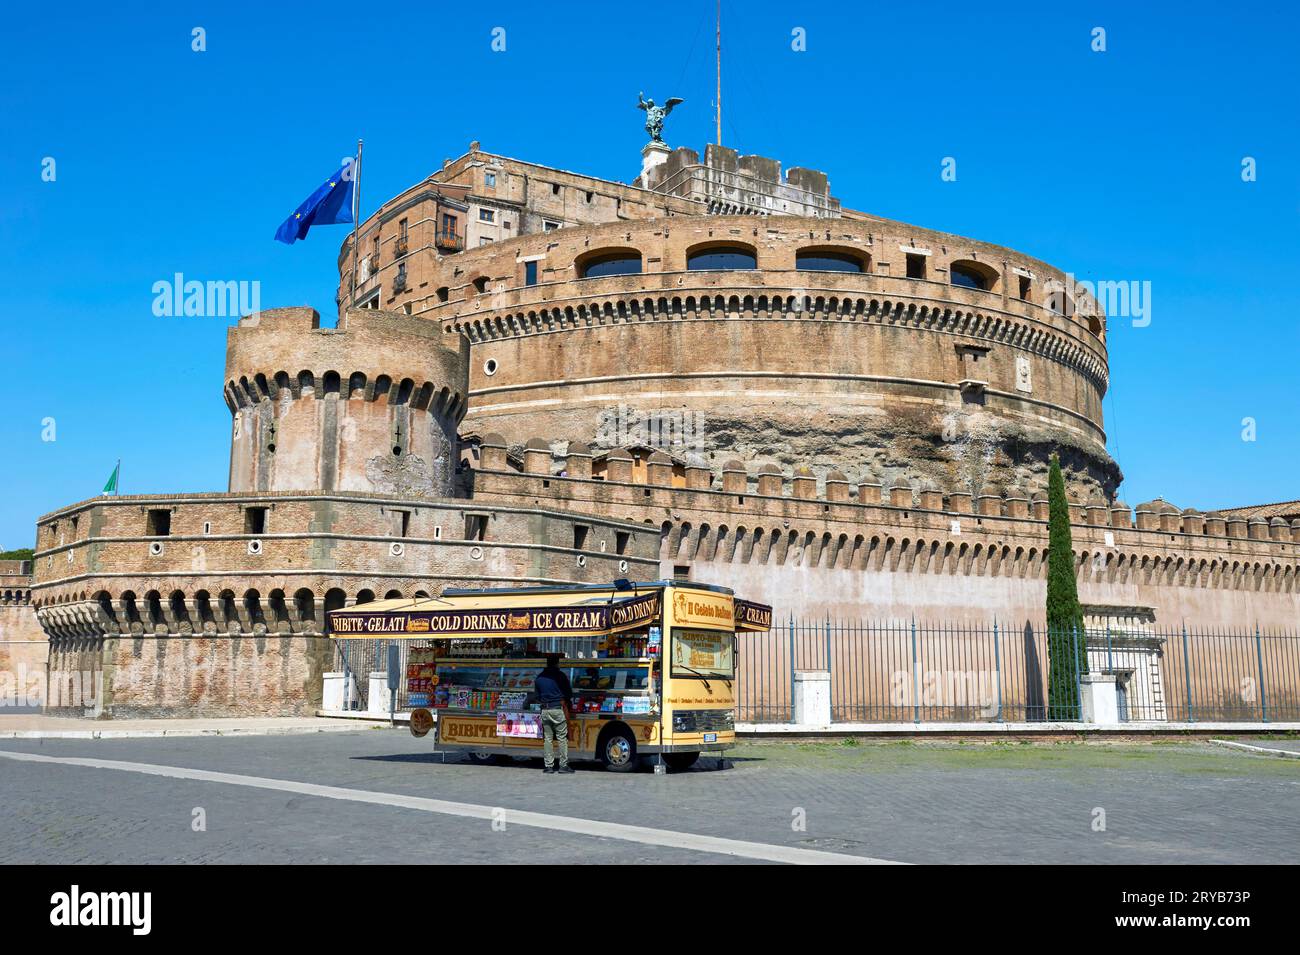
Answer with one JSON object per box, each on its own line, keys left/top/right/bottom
{"left": 598, "top": 726, "right": 638, "bottom": 773}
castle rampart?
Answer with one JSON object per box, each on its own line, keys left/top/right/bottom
{"left": 468, "top": 436, "right": 1300, "bottom": 628}
{"left": 0, "top": 560, "right": 44, "bottom": 706}
{"left": 412, "top": 214, "right": 1114, "bottom": 499}
{"left": 28, "top": 490, "right": 657, "bottom": 716}
{"left": 225, "top": 307, "right": 470, "bottom": 497}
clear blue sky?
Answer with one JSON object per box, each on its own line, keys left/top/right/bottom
{"left": 3, "top": 0, "right": 1298, "bottom": 549}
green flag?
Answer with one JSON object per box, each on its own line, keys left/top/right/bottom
{"left": 102, "top": 461, "right": 119, "bottom": 495}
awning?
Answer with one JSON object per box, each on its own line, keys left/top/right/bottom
{"left": 330, "top": 590, "right": 662, "bottom": 639}
{"left": 734, "top": 599, "right": 773, "bottom": 632}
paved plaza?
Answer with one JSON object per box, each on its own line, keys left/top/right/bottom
{"left": 2, "top": 730, "right": 1297, "bottom": 864}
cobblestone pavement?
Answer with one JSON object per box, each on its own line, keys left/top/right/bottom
{"left": 1, "top": 733, "right": 1297, "bottom": 864}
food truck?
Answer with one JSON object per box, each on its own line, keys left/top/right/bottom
{"left": 328, "top": 581, "right": 772, "bottom": 771}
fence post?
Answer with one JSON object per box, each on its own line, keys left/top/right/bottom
{"left": 993, "top": 619, "right": 1003, "bottom": 722}
{"left": 339, "top": 642, "right": 355, "bottom": 711}
{"left": 1106, "top": 621, "right": 1113, "bottom": 675}
{"left": 824, "top": 615, "right": 833, "bottom": 721}
{"left": 911, "top": 617, "right": 920, "bottom": 724}
{"left": 1072, "top": 622, "right": 1083, "bottom": 721}
{"left": 788, "top": 616, "right": 796, "bottom": 723}
{"left": 1255, "top": 624, "right": 1268, "bottom": 723}
{"left": 1181, "top": 623, "right": 1194, "bottom": 723}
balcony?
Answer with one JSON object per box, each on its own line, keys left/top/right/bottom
{"left": 435, "top": 228, "right": 464, "bottom": 252}
{"left": 394, "top": 236, "right": 409, "bottom": 257}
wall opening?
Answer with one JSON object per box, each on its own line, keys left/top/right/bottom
{"left": 146, "top": 509, "right": 171, "bottom": 537}
{"left": 244, "top": 507, "right": 267, "bottom": 535}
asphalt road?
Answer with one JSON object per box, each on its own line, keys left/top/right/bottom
{"left": 2, "top": 732, "right": 1297, "bottom": 864}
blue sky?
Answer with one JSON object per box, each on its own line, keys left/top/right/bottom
{"left": 2, "top": 0, "right": 1298, "bottom": 548}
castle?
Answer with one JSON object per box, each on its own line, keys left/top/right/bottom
{"left": 17, "top": 138, "right": 1300, "bottom": 717}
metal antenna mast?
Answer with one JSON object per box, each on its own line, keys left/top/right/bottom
{"left": 715, "top": 0, "right": 722, "bottom": 145}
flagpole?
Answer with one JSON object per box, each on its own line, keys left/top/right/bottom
{"left": 349, "top": 139, "right": 363, "bottom": 310}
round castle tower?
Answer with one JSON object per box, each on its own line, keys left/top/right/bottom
{"left": 224, "top": 306, "right": 470, "bottom": 496}
{"left": 334, "top": 144, "right": 1121, "bottom": 502}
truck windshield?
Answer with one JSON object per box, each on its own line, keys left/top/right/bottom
{"left": 670, "top": 628, "right": 735, "bottom": 680}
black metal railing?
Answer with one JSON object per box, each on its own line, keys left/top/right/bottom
{"left": 736, "top": 619, "right": 1300, "bottom": 725}
{"left": 435, "top": 228, "right": 464, "bottom": 251}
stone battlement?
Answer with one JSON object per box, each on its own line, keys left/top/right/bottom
{"left": 641, "top": 143, "right": 841, "bottom": 218}
{"left": 224, "top": 306, "right": 470, "bottom": 497}
{"left": 474, "top": 434, "right": 1300, "bottom": 560}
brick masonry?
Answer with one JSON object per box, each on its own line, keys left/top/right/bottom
{"left": 22, "top": 140, "right": 1299, "bottom": 718}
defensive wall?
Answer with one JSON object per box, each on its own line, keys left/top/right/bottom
{"left": 470, "top": 436, "right": 1300, "bottom": 629}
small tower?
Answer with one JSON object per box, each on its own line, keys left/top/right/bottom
{"left": 223, "top": 307, "right": 469, "bottom": 496}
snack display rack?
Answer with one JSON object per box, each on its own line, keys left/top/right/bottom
{"left": 422, "top": 653, "right": 658, "bottom": 720}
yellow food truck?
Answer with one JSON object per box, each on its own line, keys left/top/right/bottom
{"left": 328, "top": 581, "right": 772, "bottom": 772}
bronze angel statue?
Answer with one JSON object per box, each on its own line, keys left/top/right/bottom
{"left": 638, "top": 92, "right": 684, "bottom": 145}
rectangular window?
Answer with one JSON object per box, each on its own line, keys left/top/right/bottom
{"left": 464, "top": 514, "right": 488, "bottom": 541}
{"left": 399, "top": 218, "right": 408, "bottom": 240}
{"left": 479, "top": 237, "right": 493, "bottom": 246}
{"left": 392, "top": 509, "right": 411, "bottom": 537}
{"left": 244, "top": 507, "right": 267, "bottom": 535}
{"left": 673, "top": 564, "right": 690, "bottom": 581}
{"left": 670, "top": 628, "right": 735, "bottom": 680}
{"left": 543, "top": 220, "right": 560, "bottom": 232}
{"left": 573, "top": 525, "right": 590, "bottom": 550}
{"left": 525, "top": 260, "right": 538, "bottom": 286}
{"left": 615, "top": 531, "right": 629, "bottom": 555}
{"left": 146, "top": 509, "right": 172, "bottom": 537}
{"left": 1019, "top": 275, "right": 1032, "bottom": 301}
{"left": 479, "top": 208, "right": 495, "bottom": 223}
{"left": 442, "top": 213, "right": 456, "bottom": 233}
{"left": 485, "top": 171, "right": 496, "bottom": 187}
{"left": 906, "top": 253, "right": 926, "bottom": 279}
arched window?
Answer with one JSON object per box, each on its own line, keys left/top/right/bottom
{"left": 796, "top": 248, "right": 867, "bottom": 273}
{"left": 949, "top": 260, "right": 998, "bottom": 292}
{"left": 687, "top": 243, "right": 757, "bottom": 271}
{"left": 577, "top": 248, "right": 642, "bottom": 278}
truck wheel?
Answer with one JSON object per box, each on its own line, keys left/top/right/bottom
{"left": 598, "top": 727, "right": 638, "bottom": 773}
{"left": 664, "top": 752, "right": 700, "bottom": 771}
{"left": 466, "top": 751, "right": 501, "bottom": 765}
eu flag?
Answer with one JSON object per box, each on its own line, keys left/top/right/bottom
{"left": 274, "top": 160, "right": 355, "bottom": 244}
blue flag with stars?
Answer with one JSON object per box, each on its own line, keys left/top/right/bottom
{"left": 274, "top": 160, "right": 355, "bottom": 244}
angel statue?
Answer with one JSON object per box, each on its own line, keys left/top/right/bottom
{"left": 638, "top": 92, "right": 684, "bottom": 145}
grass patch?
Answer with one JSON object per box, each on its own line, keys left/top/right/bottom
{"left": 729, "top": 738, "right": 1300, "bottom": 776}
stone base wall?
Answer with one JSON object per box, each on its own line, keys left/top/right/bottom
{"left": 0, "top": 605, "right": 47, "bottom": 708}
{"left": 46, "top": 633, "right": 332, "bottom": 718}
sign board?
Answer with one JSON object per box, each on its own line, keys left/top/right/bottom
{"left": 331, "top": 591, "right": 661, "bottom": 638}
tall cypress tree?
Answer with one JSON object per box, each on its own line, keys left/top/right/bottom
{"left": 1046, "top": 453, "right": 1088, "bottom": 719}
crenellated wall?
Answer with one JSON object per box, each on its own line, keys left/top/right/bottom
{"left": 408, "top": 215, "right": 1116, "bottom": 500}
{"left": 225, "top": 306, "right": 470, "bottom": 497}
{"left": 469, "top": 436, "right": 1300, "bottom": 628}
{"left": 29, "top": 491, "right": 658, "bottom": 717}
{"left": 0, "top": 561, "right": 45, "bottom": 707}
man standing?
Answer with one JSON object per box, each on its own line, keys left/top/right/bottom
{"left": 535, "top": 653, "right": 575, "bottom": 774}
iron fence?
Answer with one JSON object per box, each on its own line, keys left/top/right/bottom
{"left": 333, "top": 638, "right": 413, "bottom": 713}
{"left": 334, "top": 621, "right": 1300, "bottom": 725}
{"left": 736, "top": 619, "right": 1300, "bottom": 725}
